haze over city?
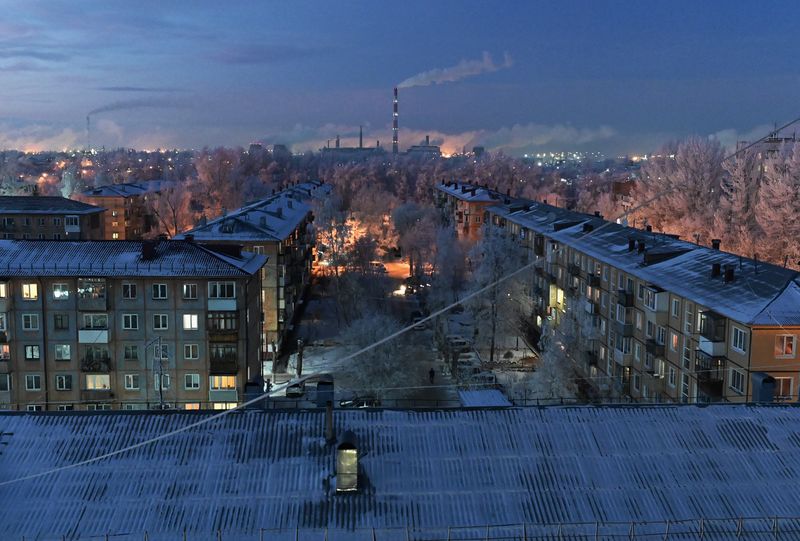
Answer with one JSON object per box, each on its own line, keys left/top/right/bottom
{"left": 2, "top": 0, "right": 799, "bottom": 154}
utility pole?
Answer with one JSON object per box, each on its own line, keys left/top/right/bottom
{"left": 146, "top": 336, "right": 164, "bottom": 410}
{"left": 296, "top": 339, "right": 304, "bottom": 377}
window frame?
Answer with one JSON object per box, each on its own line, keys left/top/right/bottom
{"left": 775, "top": 334, "right": 796, "bottom": 359}
{"left": 153, "top": 314, "right": 169, "bottom": 331}
{"left": 184, "top": 373, "right": 200, "bottom": 390}
{"left": 731, "top": 326, "right": 748, "bottom": 353}
{"left": 22, "top": 313, "right": 40, "bottom": 331}
{"left": 152, "top": 283, "right": 168, "bottom": 300}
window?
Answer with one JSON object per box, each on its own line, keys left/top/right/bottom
{"left": 54, "top": 313, "right": 69, "bottom": 330}
{"left": 646, "top": 320, "right": 654, "bottom": 338}
{"left": 153, "top": 344, "right": 169, "bottom": 360}
{"left": 155, "top": 374, "right": 170, "bottom": 390}
{"left": 122, "top": 314, "right": 139, "bottom": 330}
{"left": 656, "top": 326, "right": 666, "bottom": 345}
{"left": 732, "top": 327, "right": 747, "bottom": 353}
{"left": 25, "top": 374, "right": 41, "bottom": 391}
{"left": 0, "top": 283, "right": 5, "bottom": 298}
{"left": 668, "top": 367, "right": 676, "bottom": 387}
{"left": 0, "top": 373, "right": 9, "bottom": 391}
{"left": 53, "top": 217, "right": 61, "bottom": 226}
{"left": 775, "top": 335, "right": 796, "bottom": 358}
{"left": 124, "top": 345, "right": 139, "bottom": 361}
{"left": 83, "top": 313, "right": 107, "bottom": 329}
{"left": 112, "top": 233, "right": 120, "bottom": 239}
{"left": 22, "top": 314, "right": 39, "bottom": 331}
{"left": 635, "top": 312, "right": 643, "bottom": 330}
{"left": 152, "top": 283, "right": 168, "bottom": 300}
{"left": 208, "top": 281, "right": 235, "bottom": 299}
{"left": 57, "top": 405, "right": 74, "bottom": 411}
{"left": 86, "top": 403, "right": 111, "bottom": 411}
{"left": 729, "top": 368, "right": 745, "bottom": 394}
{"left": 38, "top": 218, "right": 45, "bottom": 226}
{"left": 153, "top": 314, "right": 168, "bottom": 330}
{"left": 182, "top": 283, "right": 197, "bottom": 299}
{"left": 182, "top": 314, "right": 199, "bottom": 330}
{"left": 210, "top": 375, "right": 236, "bottom": 390}
{"left": 669, "top": 332, "right": 679, "bottom": 351}
{"left": 122, "top": 283, "right": 137, "bottom": 299}
{"left": 671, "top": 299, "right": 680, "bottom": 317}
{"left": 22, "top": 283, "right": 38, "bottom": 300}
{"left": 185, "top": 373, "right": 200, "bottom": 390}
{"left": 210, "top": 344, "right": 237, "bottom": 363}
{"left": 124, "top": 374, "right": 140, "bottom": 390}
{"left": 184, "top": 344, "right": 199, "bottom": 360}
{"left": 207, "top": 312, "right": 238, "bottom": 331}
{"left": 684, "top": 308, "right": 693, "bottom": 334}
{"left": 26, "top": 404, "right": 43, "bottom": 412}
{"left": 55, "top": 374, "right": 72, "bottom": 391}
{"left": 85, "top": 346, "right": 109, "bottom": 362}
{"left": 682, "top": 344, "right": 692, "bottom": 370}
{"left": 681, "top": 373, "right": 690, "bottom": 403}
{"left": 55, "top": 344, "right": 71, "bottom": 360}
{"left": 634, "top": 343, "right": 642, "bottom": 363}
{"left": 25, "top": 345, "right": 41, "bottom": 361}
{"left": 774, "top": 377, "right": 793, "bottom": 401}
{"left": 0, "top": 313, "right": 6, "bottom": 332}
{"left": 77, "top": 279, "right": 105, "bottom": 300}
{"left": 65, "top": 216, "right": 79, "bottom": 227}
{"left": 643, "top": 289, "right": 656, "bottom": 311}
{"left": 633, "top": 374, "right": 641, "bottom": 392}
{"left": 52, "top": 283, "right": 69, "bottom": 300}
{"left": 85, "top": 374, "right": 111, "bottom": 390}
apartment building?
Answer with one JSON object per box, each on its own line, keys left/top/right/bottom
{"left": 0, "top": 195, "right": 105, "bottom": 240}
{"left": 79, "top": 180, "right": 173, "bottom": 240}
{"left": 434, "top": 181, "right": 504, "bottom": 242}
{"left": 176, "top": 184, "right": 324, "bottom": 363}
{"left": 0, "top": 239, "right": 266, "bottom": 411}
{"left": 476, "top": 188, "right": 800, "bottom": 404}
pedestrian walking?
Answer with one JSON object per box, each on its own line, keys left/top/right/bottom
{"left": 429, "top": 367, "right": 435, "bottom": 384}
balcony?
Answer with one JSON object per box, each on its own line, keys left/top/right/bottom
{"left": 617, "top": 290, "right": 634, "bottom": 307}
{"left": 586, "top": 350, "right": 599, "bottom": 366}
{"left": 79, "top": 329, "right": 108, "bottom": 344}
{"left": 645, "top": 339, "right": 665, "bottom": 358}
{"left": 0, "top": 331, "right": 7, "bottom": 343}
{"left": 699, "top": 311, "right": 726, "bottom": 356}
{"left": 695, "top": 351, "right": 726, "bottom": 401}
{"left": 567, "top": 263, "right": 582, "bottom": 277}
{"left": 80, "top": 389, "right": 113, "bottom": 401}
{"left": 210, "top": 355, "right": 238, "bottom": 374}
{"left": 209, "top": 389, "right": 238, "bottom": 403}
{"left": 208, "top": 298, "right": 236, "bottom": 311}
{"left": 698, "top": 336, "right": 726, "bottom": 357}
{"left": 588, "top": 274, "right": 601, "bottom": 288}
{"left": 207, "top": 329, "right": 238, "bottom": 342}
{"left": 584, "top": 300, "right": 597, "bottom": 314}
{"left": 614, "top": 320, "right": 634, "bottom": 336}
{"left": 613, "top": 348, "right": 633, "bottom": 366}
{"left": 80, "top": 355, "right": 112, "bottom": 373}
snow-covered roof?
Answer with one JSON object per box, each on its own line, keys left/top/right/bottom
{"left": 488, "top": 202, "right": 800, "bottom": 326}
{"left": 0, "top": 195, "right": 104, "bottom": 215}
{"left": 82, "top": 180, "right": 175, "bottom": 198}
{"left": 458, "top": 389, "right": 512, "bottom": 407}
{"left": 2, "top": 405, "right": 800, "bottom": 539}
{"left": 435, "top": 181, "right": 502, "bottom": 203}
{"left": 177, "top": 192, "right": 312, "bottom": 243}
{"left": 0, "top": 240, "right": 266, "bottom": 277}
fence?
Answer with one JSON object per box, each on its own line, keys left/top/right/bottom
{"left": 18, "top": 516, "right": 800, "bottom": 541}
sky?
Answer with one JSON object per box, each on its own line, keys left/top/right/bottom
{"left": 1, "top": 0, "right": 799, "bottom": 155}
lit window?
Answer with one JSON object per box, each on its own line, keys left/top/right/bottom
{"left": 183, "top": 313, "right": 198, "bottom": 330}
{"left": 112, "top": 233, "right": 119, "bottom": 239}
{"left": 77, "top": 279, "right": 105, "bottom": 300}
{"left": 24, "top": 345, "right": 40, "bottom": 360}
{"left": 85, "top": 374, "right": 111, "bottom": 390}
{"left": 210, "top": 375, "right": 236, "bottom": 390}
{"left": 0, "top": 283, "right": 6, "bottom": 298}
{"left": 775, "top": 335, "right": 796, "bottom": 358}
{"left": 52, "top": 283, "right": 69, "bottom": 300}
{"left": 22, "top": 283, "right": 38, "bottom": 300}
{"left": 184, "top": 403, "right": 201, "bottom": 410}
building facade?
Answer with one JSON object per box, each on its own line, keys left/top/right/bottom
{"left": 79, "top": 180, "right": 172, "bottom": 240}
{"left": 0, "top": 239, "right": 266, "bottom": 411}
{"left": 0, "top": 195, "right": 105, "bottom": 240}
{"left": 449, "top": 182, "right": 800, "bottom": 404}
{"left": 434, "top": 181, "right": 504, "bottom": 242}
{"left": 177, "top": 182, "right": 327, "bottom": 364}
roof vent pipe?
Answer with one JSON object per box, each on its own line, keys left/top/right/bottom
{"left": 637, "top": 240, "right": 646, "bottom": 253}
{"left": 645, "top": 225, "right": 652, "bottom": 233}
{"left": 711, "top": 239, "right": 721, "bottom": 250}
{"left": 711, "top": 262, "right": 721, "bottom": 277}
{"left": 628, "top": 238, "right": 635, "bottom": 252}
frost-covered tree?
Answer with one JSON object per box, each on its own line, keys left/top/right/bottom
{"left": 714, "top": 147, "right": 762, "bottom": 257}
{"left": 755, "top": 144, "right": 800, "bottom": 265}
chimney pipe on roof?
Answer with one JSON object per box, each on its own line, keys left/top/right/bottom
{"left": 425, "top": 134, "right": 429, "bottom": 146}
{"left": 711, "top": 262, "right": 721, "bottom": 277}
{"left": 141, "top": 239, "right": 157, "bottom": 260}
{"left": 184, "top": 234, "right": 194, "bottom": 243}
{"left": 628, "top": 238, "right": 635, "bottom": 252}
{"left": 724, "top": 266, "right": 735, "bottom": 283}
{"left": 711, "top": 238, "right": 721, "bottom": 250}
{"left": 637, "top": 240, "right": 645, "bottom": 253}
{"left": 645, "top": 225, "right": 652, "bottom": 233}
{"left": 594, "top": 211, "right": 602, "bottom": 218}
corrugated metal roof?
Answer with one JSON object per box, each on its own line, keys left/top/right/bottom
{"left": 435, "top": 182, "right": 501, "bottom": 203}
{"left": 0, "top": 195, "right": 104, "bottom": 215}
{"left": 458, "top": 389, "right": 512, "bottom": 407}
{"left": 0, "top": 240, "right": 266, "bottom": 277}
{"left": 82, "top": 180, "right": 175, "bottom": 198}
{"left": 2, "top": 405, "right": 800, "bottom": 538}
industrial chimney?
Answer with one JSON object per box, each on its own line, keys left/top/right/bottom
{"left": 392, "top": 87, "right": 399, "bottom": 154}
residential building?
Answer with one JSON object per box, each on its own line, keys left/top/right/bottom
{"left": 176, "top": 183, "right": 326, "bottom": 361}
{"left": 466, "top": 184, "right": 800, "bottom": 404}
{"left": 434, "top": 181, "right": 504, "bottom": 242}
{"left": 0, "top": 239, "right": 265, "bottom": 411}
{"left": 79, "top": 180, "right": 174, "bottom": 240}
{"left": 3, "top": 405, "right": 800, "bottom": 539}
{"left": 0, "top": 195, "right": 105, "bottom": 240}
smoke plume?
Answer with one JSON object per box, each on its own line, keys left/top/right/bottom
{"left": 87, "top": 97, "right": 189, "bottom": 117}
{"left": 397, "top": 51, "right": 513, "bottom": 89}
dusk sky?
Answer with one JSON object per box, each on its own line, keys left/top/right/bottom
{"left": 1, "top": 0, "right": 798, "bottom": 155}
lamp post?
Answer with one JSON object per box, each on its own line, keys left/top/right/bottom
{"left": 146, "top": 335, "right": 164, "bottom": 410}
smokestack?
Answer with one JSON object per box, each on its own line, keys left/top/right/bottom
{"left": 425, "top": 134, "right": 430, "bottom": 146}
{"left": 359, "top": 125, "right": 363, "bottom": 149}
{"left": 86, "top": 115, "right": 91, "bottom": 151}
{"left": 335, "top": 135, "right": 340, "bottom": 149}
{"left": 392, "top": 87, "right": 398, "bottom": 154}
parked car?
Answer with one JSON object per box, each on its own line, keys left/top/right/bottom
{"left": 339, "top": 395, "right": 381, "bottom": 408}
{"left": 469, "top": 372, "right": 497, "bottom": 385}
{"left": 370, "top": 261, "right": 388, "bottom": 273}
{"left": 285, "top": 381, "right": 305, "bottom": 398}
